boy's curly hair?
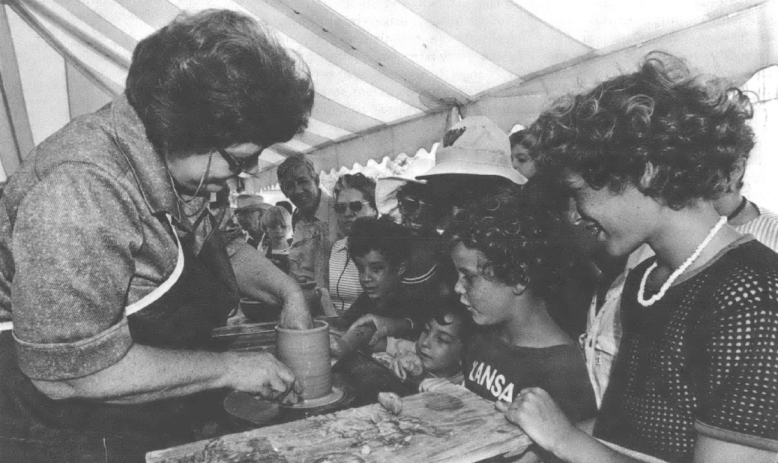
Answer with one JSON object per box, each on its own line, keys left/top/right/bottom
{"left": 532, "top": 51, "right": 754, "bottom": 210}
{"left": 446, "top": 190, "right": 574, "bottom": 300}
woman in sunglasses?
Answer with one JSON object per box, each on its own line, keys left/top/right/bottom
{"left": 328, "top": 173, "right": 379, "bottom": 314}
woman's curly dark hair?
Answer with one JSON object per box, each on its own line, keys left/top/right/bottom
{"left": 333, "top": 173, "right": 377, "bottom": 210}
{"left": 532, "top": 51, "right": 754, "bottom": 210}
{"left": 446, "top": 190, "right": 575, "bottom": 300}
{"left": 126, "top": 9, "right": 314, "bottom": 154}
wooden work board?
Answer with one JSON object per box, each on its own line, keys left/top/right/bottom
{"left": 146, "top": 383, "right": 532, "bottom": 463}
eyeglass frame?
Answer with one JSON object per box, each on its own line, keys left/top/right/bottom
{"left": 334, "top": 200, "right": 371, "bottom": 214}
{"left": 217, "top": 148, "right": 262, "bottom": 175}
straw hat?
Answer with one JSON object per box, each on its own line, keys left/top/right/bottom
{"left": 416, "top": 116, "right": 527, "bottom": 185}
{"left": 235, "top": 194, "right": 272, "bottom": 213}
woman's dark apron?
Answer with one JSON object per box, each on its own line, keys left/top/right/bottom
{"left": 0, "top": 214, "right": 239, "bottom": 462}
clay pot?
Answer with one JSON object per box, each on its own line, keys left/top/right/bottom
{"left": 276, "top": 320, "right": 332, "bottom": 400}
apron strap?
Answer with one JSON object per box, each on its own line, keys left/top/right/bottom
{"left": 0, "top": 214, "right": 184, "bottom": 331}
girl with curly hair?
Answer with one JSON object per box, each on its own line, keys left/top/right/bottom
{"left": 500, "top": 52, "right": 778, "bottom": 463}
{"left": 447, "top": 191, "right": 596, "bottom": 426}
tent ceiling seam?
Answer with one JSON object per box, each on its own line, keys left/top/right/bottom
{"left": 7, "top": 1, "right": 120, "bottom": 98}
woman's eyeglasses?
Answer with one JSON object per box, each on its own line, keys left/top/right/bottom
{"left": 218, "top": 148, "right": 261, "bottom": 175}
{"left": 334, "top": 201, "right": 370, "bottom": 214}
{"left": 398, "top": 198, "right": 431, "bottom": 215}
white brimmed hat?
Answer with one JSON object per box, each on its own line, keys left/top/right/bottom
{"left": 417, "top": 116, "right": 527, "bottom": 185}
{"left": 374, "top": 157, "right": 435, "bottom": 216}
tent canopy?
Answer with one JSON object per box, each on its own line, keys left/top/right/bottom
{"left": 1, "top": 0, "right": 777, "bottom": 188}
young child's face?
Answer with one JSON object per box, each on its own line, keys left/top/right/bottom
{"left": 451, "top": 242, "right": 517, "bottom": 327}
{"left": 416, "top": 313, "right": 464, "bottom": 377}
{"left": 353, "top": 250, "right": 403, "bottom": 301}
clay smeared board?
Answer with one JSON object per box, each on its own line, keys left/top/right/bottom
{"left": 146, "top": 383, "right": 531, "bottom": 463}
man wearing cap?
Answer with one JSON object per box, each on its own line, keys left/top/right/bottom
{"left": 235, "top": 193, "right": 272, "bottom": 249}
{"left": 277, "top": 155, "right": 340, "bottom": 298}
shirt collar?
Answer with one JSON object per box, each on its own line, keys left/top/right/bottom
{"left": 109, "top": 93, "right": 182, "bottom": 222}
{"left": 314, "top": 189, "right": 333, "bottom": 223}
{"left": 332, "top": 238, "right": 348, "bottom": 253}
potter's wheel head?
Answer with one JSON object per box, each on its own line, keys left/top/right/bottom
{"left": 279, "top": 386, "right": 346, "bottom": 410}
{"left": 224, "top": 391, "right": 281, "bottom": 427}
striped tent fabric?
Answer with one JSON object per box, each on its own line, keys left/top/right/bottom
{"left": 1, "top": 0, "right": 777, "bottom": 196}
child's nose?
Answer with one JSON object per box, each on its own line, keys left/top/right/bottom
{"left": 454, "top": 278, "right": 465, "bottom": 295}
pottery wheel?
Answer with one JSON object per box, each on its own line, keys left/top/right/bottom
{"left": 280, "top": 386, "right": 346, "bottom": 410}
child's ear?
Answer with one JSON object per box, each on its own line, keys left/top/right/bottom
{"left": 639, "top": 162, "right": 657, "bottom": 189}
{"left": 397, "top": 260, "right": 409, "bottom": 277}
{"left": 511, "top": 281, "right": 527, "bottom": 296}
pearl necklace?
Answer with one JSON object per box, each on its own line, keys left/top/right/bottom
{"left": 637, "top": 216, "right": 727, "bottom": 307}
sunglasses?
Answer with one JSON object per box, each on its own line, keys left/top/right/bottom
{"left": 218, "top": 148, "right": 261, "bottom": 175}
{"left": 334, "top": 201, "right": 370, "bottom": 214}
{"left": 398, "top": 198, "right": 431, "bottom": 214}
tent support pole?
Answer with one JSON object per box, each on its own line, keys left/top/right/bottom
{"left": 0, "top": 3, "right": 33, "bottom": 173}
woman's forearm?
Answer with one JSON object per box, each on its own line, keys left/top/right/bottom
{"left": 231, "top": 243, "right": 302, "bottom": 303}
{"left": 32, "top": 343, "right": 296, "bottom": 404}
{"left": 32, "top": 344, "right": 228, "bottom": 403}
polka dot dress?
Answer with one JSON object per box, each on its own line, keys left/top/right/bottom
{"left": 594, "top": 239, "right": 778, "bottom": 463}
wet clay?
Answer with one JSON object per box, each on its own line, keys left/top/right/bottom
{"left": 276, "top": 320, "right": 333, "bottom": 400}
{"left": 423, "top": 392, "right": 465, "bottom": 411}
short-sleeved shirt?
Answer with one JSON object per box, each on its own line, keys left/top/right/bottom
{"left": 594, "top": 238, "right": 778, "bottom": 462}
{"left": 737, "top": 206, "right": 778, "bottom": 251}
{"left": 289, "top": 191, "right": 340, "bottom": 289}
{"left": 464, "top": 329, "right": 597, "bottom": 423}
{"left": 583, "top": 208, "right": 778, "bottom": 409}
{"left": 0, "top": 94, "right": 234, "bottom": 380}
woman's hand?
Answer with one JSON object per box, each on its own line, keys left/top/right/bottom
{"left": 225, "top": 351, "right": 302, "bottom": 402}
{"left": 279, "top": 290, "right": 314, "bottom": 330}
{"left": 350, "top": 315, "right": 410, "bottom": 347}
{"left": 495, "top": 387, "right": 579, "bottom": 455}
{"left": 390, "top": 352, "right": 424, "bottom": 380}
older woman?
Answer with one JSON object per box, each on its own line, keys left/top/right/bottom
{"left": 499, "top": 52, "right": 778, "bottom": 463}
{"left": 0, "top": 10, "right": 314, "bottom": 462}
{"left": 328, "top": 173, "right": 379, "bottom": 313}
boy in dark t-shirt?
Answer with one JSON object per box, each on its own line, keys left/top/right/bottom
{"left": 447, "top": 191, "right": 596, "bottom": 424}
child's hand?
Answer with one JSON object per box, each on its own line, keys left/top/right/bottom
{"left": 419, "top": 377, "right": 453, "bottom": 392}
{"left": 350, "top": 315, "right": 408, "bottom": 347}
{"left": 329, "top": 333, "right": 344, "bottom": 359}
{"left": 390, "top": 352, "right": 424, "bottom": 380}
{"left": 372, "top": 351, "right": 394, "bottom": 368}
{"left": 495, "top": 387, "right": 579, "bottom": 455}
